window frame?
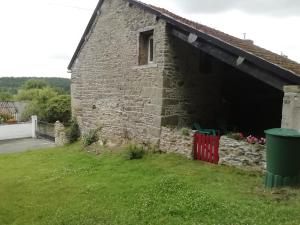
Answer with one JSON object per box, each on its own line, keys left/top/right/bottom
{"left": 137, "top": 27, "right": 155, "bottom": 66}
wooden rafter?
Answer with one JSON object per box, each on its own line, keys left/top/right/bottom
{"left": 171, "top": 28, "right": 294, "bottom": 90}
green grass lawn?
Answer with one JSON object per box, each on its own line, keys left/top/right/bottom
{"left": 0, "top": 144, "right": 299, "bottom": 225}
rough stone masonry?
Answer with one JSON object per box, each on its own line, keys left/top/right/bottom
{"left": 281, "top": 85, "right": 300, "bottom": 131}
{"left": 70, "top": 0, "right": 299, "bottom": 163}
{"left": 219, "top": 136, "right": 266, "bottom": 171}
{"left": 70, "top": 0, "right": 223, "bottom": 151}
{"left": 71, "top": 0, "right": 166, "bottom": 145}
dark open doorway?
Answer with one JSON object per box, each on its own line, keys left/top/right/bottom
{"left": 219, "top": 64, "right": 283, "bottom": 136}
{"left": 162, "top": 34, "right": 284, "bottom": 136}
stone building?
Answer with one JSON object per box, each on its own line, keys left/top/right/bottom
{"left": 68, "top": 0, "right": 300, "bottom": 153}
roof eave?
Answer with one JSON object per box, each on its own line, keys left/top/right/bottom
{"left": 126, "top": 0, "right": 300, "bottom": 83}
{"left": 67, "top": 0, "right": 104, "bottom": 70}
{"left": 68, "top": 0, "right": 300, "bottom": 85}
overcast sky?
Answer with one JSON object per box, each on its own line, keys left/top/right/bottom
{"left": 0, "top": 0, "right": 299, "bottom": 78}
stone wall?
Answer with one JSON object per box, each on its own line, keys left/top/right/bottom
{"left": 219, "top": 136, "right": 266, "bottom": 171}
{"left": 159, "top": 129, "right": 268, "bottom": 170}
{"left": 54, "top": 121, "right": 69, "bottom": 146}
{"left": 70, "top": 0, "right": 283, "bottom": 152}
{"left": 159, "top": 127, "right": 194, "bottom": 158}
{"left": 71, "top": 0, "right": 229, "bottom": 147}
{"left": 161, "top": 27, "right": 223, "bottom": 128}
{"left": 71, "top": 0, "right": 167, "bottom": 145}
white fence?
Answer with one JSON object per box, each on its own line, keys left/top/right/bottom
{"left": 0, "top": 116, "right": 37, "bottom": 141}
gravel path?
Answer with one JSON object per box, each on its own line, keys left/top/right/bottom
{"left": 0, "top": 138, "right": 55, "bottom": 154}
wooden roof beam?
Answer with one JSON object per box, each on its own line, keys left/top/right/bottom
{"left": 172, "top": 29, "right": 291, "bottom": 91}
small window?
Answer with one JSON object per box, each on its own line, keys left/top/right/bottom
{"left": 139, "top": 30, "right": 154, "bottom": 65}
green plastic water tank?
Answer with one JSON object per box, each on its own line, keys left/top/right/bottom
{"left": 264, "top": 128, "right": 300, "bottom": 188}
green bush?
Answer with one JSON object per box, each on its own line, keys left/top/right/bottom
{"left": 66, "top": 119, "right": 80, "bottom": 143}
{"left": 82, "top": 129, "right": 101, "bottom": 147}
{"left": 46, "top": 95, "right": 71, "bottom": 124}
{"left": 19, "top": 87, "right": 58, "bottom": 121}
{"left": 0, "top": 91, "right": 13, "bottom": 101}
{"left": 21, "top": 100, "right": 41, "bottom": 121}
{"left": 0, "top": 112, "right": 13, "bottom": 124}
{"left": 124, "top": 143, "right": 145, "bottom": 160}
{"left": 181, "top": 128, "right": 190, "bottom": 136}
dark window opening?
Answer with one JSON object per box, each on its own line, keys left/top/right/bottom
{"left": 139, "top": 30, "right": 154, "bottom": 65}
{"left": 149, "top": 36, "right": 154, "bottom": 63}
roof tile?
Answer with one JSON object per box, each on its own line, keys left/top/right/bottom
{"left": 146, "top": 3, "right": 300, "bottom": 76}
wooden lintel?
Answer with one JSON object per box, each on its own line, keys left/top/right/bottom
{"left": 172, "top": 29, "right": 289, "bottom": 90}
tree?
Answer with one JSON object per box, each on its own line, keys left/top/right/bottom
{"left": 16, "top": 86, "right": 58, "bottom": 102}
{"left": 20, "top": 87, "right": 59, "bottom": 121}
{"left": 15, "top": 88, "right": 41, "bottom": 101}
{"left": 0, "top": 77, "right": 70, "bottom": 94}
{"left": 0, "top": 91, "right": 13, "bottom": 101}
{"left": 21, "top": 100, "right": 42, "bottom": 121}
{"left": 22, "top": 79, "right": 47, "bottom": 90}
{"left": 46, "top": 95, "right": 71, "bottom": 123}
{"left": 13, "top": 79, "right": 71, "bottom": 123}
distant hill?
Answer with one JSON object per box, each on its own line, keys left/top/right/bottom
{"left": 0, "top": 77, "right": 70, "bottom": 94}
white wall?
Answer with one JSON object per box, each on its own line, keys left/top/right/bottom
{"left": 0, "top": 123, "right": 32, "bottom": 140}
